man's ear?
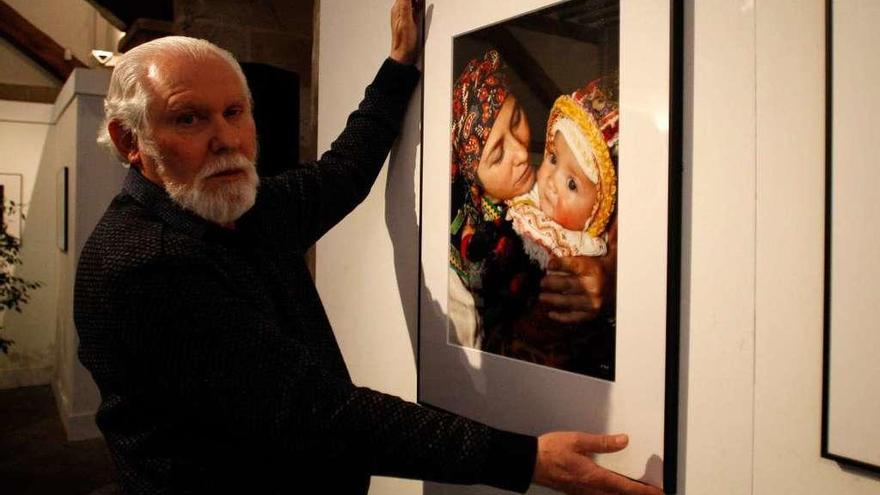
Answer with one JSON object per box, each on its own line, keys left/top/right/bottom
{"left": 108, "top": 120, "right": 142, "bottom": 166}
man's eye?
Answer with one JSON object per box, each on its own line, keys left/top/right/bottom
{"left": 225, "top": 107, "right": 243, "bottom": 118}
{"left": 176, "top": 114, "right": 198, "bottom": 126}
{"left": 567, "top": 177, "right": 577, "bottom": 191}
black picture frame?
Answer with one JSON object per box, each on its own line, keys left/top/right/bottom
{"left": 56, "top": 167, "right": 68, "bottom": 252}
{"left": 821, "top": 0, "right": 880, "bottom": 475}
{"left": 416, "top": 1, "right": 683, "bottom": 492}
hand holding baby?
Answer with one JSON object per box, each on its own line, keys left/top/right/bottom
{"left": 539, "top": 255, "right": 609, "bottom": 324}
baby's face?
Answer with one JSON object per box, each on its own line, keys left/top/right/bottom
{"left": 537, "top": 130, "right": 597, "bottom": 231}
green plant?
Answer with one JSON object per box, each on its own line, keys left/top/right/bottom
{"left": 0, "top": 202, "right": 42, "bottom": 354}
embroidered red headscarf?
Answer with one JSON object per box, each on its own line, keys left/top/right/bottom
{"left": 451, "top": 49, "right": 509, "bottom": 197}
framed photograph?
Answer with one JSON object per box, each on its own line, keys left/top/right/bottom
{"left": 57, "top": 167, "right": 68, "bottom": 252}
{"left": 418, "top": 0, "right": 682, "bottom": 491}
{"left": 822, "top": 0, "right": 880, "bottom": 474}
{"left": 0, "top": 173, "right": 23, "bottom": 240}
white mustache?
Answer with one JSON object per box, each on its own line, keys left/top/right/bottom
{"left": 197, "top": 154, "right": 256, "bottom": 181}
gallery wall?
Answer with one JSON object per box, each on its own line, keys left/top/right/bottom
{"left": 0, "top": 101, "right": 57, "bottom": 389}
{"left": 317, "top": 0, "right": 880, "bottom": 494}
{"left": 680, "top": 0, "right": 756, "bottom": 491}
{"left": 752, "top": 1, "right": 879, "bottom": 492}
{"left": 0, "top": 67, "right": 123, "bottom": 443}
{"left": 316, "top": 1, "right": 423, "bottom": 493}
{"left": 0, "top": 0, "right": 122, "bottom": 395}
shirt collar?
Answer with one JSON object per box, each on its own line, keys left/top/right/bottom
{"left": 121, "top": 167, "right": 212, "bottom": 239}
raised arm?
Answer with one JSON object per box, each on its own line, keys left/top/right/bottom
{"left": 261, "top": 0, "right": 421, "bottom": 248}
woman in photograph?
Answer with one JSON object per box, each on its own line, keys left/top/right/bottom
{"left": 448, "top": 49, "right": 540, "bottom": 350}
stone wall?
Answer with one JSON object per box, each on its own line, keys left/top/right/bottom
{"left": 173, "top": 0, "right": 317, "bottom": 162}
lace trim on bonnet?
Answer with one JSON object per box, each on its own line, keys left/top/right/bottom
{"left": 506, "top": 188, "right": 606, "bottom": 270}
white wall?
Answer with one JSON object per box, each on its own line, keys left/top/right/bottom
{"left": 316, "top": 1, "right": 880, "bottom": 494}
{"left": 0, "top": 68, "right": 121, "bottom": 443}
{"left": 678, "top": 0, "right": 756, "bottom": 492}
{"left": 316, "top": 1, "right": 422, "bottom": 493}
{"left": 0, "top": 101, "right": 56, "bottom": 389}
{"left": 753, "top": 1, "right": 879, "bottom": 493}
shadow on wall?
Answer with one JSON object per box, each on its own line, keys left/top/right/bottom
{"left": 384, "top": 3, "right": 433, "bottom": 365}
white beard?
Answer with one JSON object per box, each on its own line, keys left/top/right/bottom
{"left": 157, "top": 154, "right": 259, "bottom": 225}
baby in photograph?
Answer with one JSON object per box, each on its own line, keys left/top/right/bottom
{"left": 506, "top": 79, "right": 619, "bottom": 269}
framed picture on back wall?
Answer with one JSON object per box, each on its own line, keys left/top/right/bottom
{"left": 822, "top": 0, "right": 880, "bottom": 475}
{"left": 417, "top": 0, "right": 683, "bottom": 491}
{"left": 0, "top": 173, "right": 23, "bottom": 240}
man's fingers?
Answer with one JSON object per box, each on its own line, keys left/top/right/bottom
{"left": 574, "top": 433, "right": 628, "bottom": 454}
{"left": 586, "top": 468, "right": 664, "bottom": 495}
{"left": 535, "top": 432, "right": 663, "bottom": 495}
{"left": 390, "top": 0, "right": 420, "bottom": 64}
{"left": 397, "top": 0, "right": 413, "bottom": 20}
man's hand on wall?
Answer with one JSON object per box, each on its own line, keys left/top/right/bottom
{"left": 390, "top": 0, "right": 421, "bottom": 65}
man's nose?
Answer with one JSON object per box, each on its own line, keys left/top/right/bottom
{"left": 209, "top": 118, "right": 240, "bottom": 154}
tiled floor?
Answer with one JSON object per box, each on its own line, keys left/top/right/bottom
{"left": 0, "top": 385, "right": 118, "bottom": 494}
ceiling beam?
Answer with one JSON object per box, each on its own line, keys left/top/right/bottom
{"left": 0, "top": 0, "right": 87, "bottom": 81}
{"left": 0, "top": 82, "right": 59, "bottom": 103}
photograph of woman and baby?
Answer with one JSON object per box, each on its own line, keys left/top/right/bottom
{"left": 447, "top": 0, "right": 619, "bottom": 380}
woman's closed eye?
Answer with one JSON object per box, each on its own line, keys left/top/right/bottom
{"left": 487, "top": 143, "right": 503, "bottom": 166}
{"left": 510, "top": 104, "right": 522, "bottom": 127}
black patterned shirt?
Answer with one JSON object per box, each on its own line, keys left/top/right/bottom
{"left": 74, "top": 59, "right": 536, "bottom": 494}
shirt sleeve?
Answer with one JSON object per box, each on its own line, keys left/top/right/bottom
{"left": 111, "top": 256, "right": 537, "bottom": 493}
{"left": 259, "top": 58, "right": 421, "bottom": 249}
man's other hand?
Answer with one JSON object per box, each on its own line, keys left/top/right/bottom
{"left": 390, "top": 0, "right": 420, "bottom": 65}
{"left": 533, "top": 432, "right": 663, "bottom": 495}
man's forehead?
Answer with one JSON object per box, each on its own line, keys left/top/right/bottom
{"left": 144, "top": 53, "right": 242, "bottom": 95}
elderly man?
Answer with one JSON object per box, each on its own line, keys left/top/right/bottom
{"left": 74, "top": 1, "right": 661, "bottom": 494}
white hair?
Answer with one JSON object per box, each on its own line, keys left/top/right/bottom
{"left": 97, "top": 36, "right": 252, "bottom": 163}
